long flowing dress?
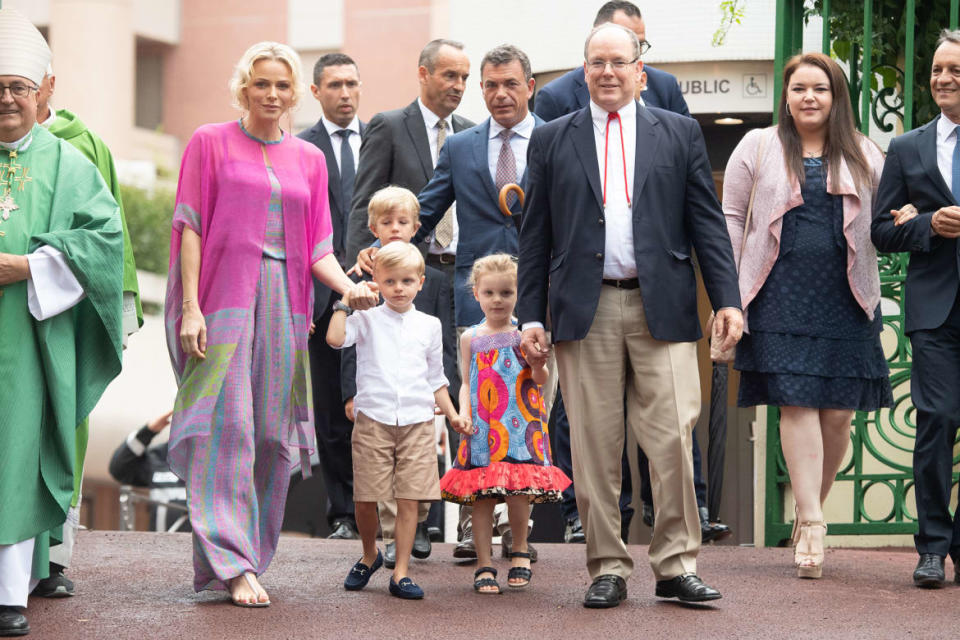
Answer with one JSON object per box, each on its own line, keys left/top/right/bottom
{"left": 735, "top": 157, "right": 893, "bottom": 410}
{"left": 164, "top": 120, "right": 332, "bottom": 591}
{"left": 440, "top": 327, "right": 570, "bottom": 504}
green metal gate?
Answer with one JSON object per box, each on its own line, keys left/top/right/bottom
{"left": 765, "top": 0, "right": 960, "bottom": 546}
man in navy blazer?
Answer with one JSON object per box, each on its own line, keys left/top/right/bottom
{"left": 297, "top": 53, "right": 366, "bottom": 541}
{"left": 518, "top": 24, "right": 741, "bottom": 608}
{"left": 534, "top": 1, "right": 688, "bottom": 122}
{"left": 872, "top": 30, "right": 960, "bottom": 588}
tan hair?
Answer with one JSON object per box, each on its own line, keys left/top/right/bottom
{"left": 469, "top": 253, "right": 517, "bottom": 288}
{"left": 374, "top": 241, "right": 425, "bottom": 278}
{"left": 367, "top": 185, "right": 420, "bottom": 227}
{"left": 229, "top": 41, "right": 304, "bottom": 113}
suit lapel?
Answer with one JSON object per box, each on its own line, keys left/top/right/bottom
{"left": 473, "top": 119, "right": 500, "bottom": 205}
{"left": 632, "top": 103, "right": 661, "bottom": 210}
{"left": 574, "top": 67, "right": 590, "bottom": 110}
{"left": 403, "top": 101, "right": 434, "bottom": 179}
{"left": 571, "top": 108, "right": 603, "bottom": 210}
{"left": 314, "top": 124, "right": 342, "bottom": 214}
{"left": 919, "top": 117, "right": 956, "bottom": 205}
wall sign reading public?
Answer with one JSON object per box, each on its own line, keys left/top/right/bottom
{"left": 652, "top": 60, "right": 775, "bottom": 115}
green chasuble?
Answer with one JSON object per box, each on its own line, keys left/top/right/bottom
{"left": 0, "top": 125, "right": 124, "bottom": 577}
{"left": 48, "top": 108, "right": 142, "bottom": 508}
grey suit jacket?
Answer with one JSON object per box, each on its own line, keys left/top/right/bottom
{"left": 345, "top": 99, "right": 474, "bottom": 264}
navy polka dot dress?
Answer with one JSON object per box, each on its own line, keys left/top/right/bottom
{"left": 736, "top": 158, "right": 893, "bottom": 410}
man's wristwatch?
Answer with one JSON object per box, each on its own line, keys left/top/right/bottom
{"left": 332, "top": 300, "right": 353, "bottom": 315}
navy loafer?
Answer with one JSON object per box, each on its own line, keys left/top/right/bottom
{"left": 343, "top": 550, "right": 383, "bottom": 591}
{"left": 389, "top": 576, "right": 424, "bottom": 599}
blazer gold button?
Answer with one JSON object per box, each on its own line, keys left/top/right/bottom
{"left": 598, "top": 218, "right": 604, "bottom": 225}
{"left": 595, "top": 252, "right": 603, "bottom": 260}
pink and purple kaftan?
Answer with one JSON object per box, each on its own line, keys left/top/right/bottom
{"left": 165, "top": 121, "right": 332, "bottom": 591}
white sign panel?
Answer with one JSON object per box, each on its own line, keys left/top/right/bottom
{"left": 652, "top": 60, "right": 775, "bottom": 114}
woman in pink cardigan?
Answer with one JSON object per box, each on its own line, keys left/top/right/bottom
{"left": 722, "top": 53, "right": 894, "bottom": 580}
{"left": 164, "top": 42, "right": 377, "bottom": 607}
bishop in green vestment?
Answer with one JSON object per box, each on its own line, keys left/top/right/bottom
{"left": 0, "top": 9, "right": 124, "bottom": 633}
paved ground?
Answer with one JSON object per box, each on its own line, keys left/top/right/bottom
{"left": 20, "top": 531, "right": 958, "bottom": 639}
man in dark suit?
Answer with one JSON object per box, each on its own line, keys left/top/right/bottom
{"left": 518, "top": 24, "right": 742, "bottom": 608}
{"left": 344, "top": 39, "right": 473, "bottom": 566}
{"left": 298, "top": 53, "right": 365, "bottom": 541}
{"left": 872, "top": 29, "right": 960, "bottom": 589}
{"left": 412, "top": 44, "right": 543, "bottom": 561}
{"left": 534, "top": 0, "right": 725, "bottom": 548}
{"left": 345, "top": 39, "right": 474, "bottom": 267}
{"left": 534, "top": 1, "right": 688, "bottom": 122}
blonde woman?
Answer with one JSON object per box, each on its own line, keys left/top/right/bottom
{"left": 164, "top": 41, "right": 376, "bottom": 607}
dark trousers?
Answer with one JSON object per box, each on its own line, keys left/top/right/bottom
{"left": 309, "top": 298, "right": 356, "bottom": 527}
{"left": 552, "top": 389, "right": 707, "bottom": 524}
{"left": 910, "top": 293, "right": 960, "bottom": 561}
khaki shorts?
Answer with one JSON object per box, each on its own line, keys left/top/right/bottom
{"left": 352, "top": 412, "right": 441, "bottom": 503}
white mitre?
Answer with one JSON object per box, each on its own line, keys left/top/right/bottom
{"left": 0, "top": 8, "right": 51, "bottom": 86}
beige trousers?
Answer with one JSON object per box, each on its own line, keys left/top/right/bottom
{"left": 555, "top": 285, "right": 701, "bottom": 581}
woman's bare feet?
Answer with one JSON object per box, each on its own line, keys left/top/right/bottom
{"left": 229, "top": 572, "right": 270, "bottom": 606}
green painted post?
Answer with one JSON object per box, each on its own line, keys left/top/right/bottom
{"left": 774, "top": 0, "right": 803, "bottom": 123}
{"left": 952, "top": 0, "right": 959, "bottom": 29}
{"left": 905, "top": 0, "right": 915, "bottom": 131}
{"left": 822, "top": 0, "right": 831, "bottom": 55}
{"left": 861, "top": 0, "right": 873, "bottom": 135}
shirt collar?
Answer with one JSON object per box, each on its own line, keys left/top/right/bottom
{"left": 0, "top": 127, "right": 34, "bottom": 152}
{"left": 321, "top": 114, "right": 360, "bottom": 138}
{"left": 39, "top": 106, "right": 56, "bottom": 129}
{"left": 417, "top": 97, "right": 452, "bottom": 133}
{"left": 589, "top": 99, "right": 637, "bottom": 131}
{"left": 938, "top": 112, "right": 960, "bottom": 143}
{"left": 489, "top": 112, "right": 535, "bottom": 140}
{"left": 378, "top": 302, "right": 417, "bottom": 320}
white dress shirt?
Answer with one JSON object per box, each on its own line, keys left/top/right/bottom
{"left": 488, "top": 113, "right": 535, "bottom": 185}
{"left": 337, "top": 303, "right": 449, "bottom": 426}
{"left": 417, "top": 97, "right": 458, "bottom": 255}
{"left": 591, "top": 99, "right": 637, "bottom": 279}
{"left": 320, "top": 114, "right": 361, "bottom": 174}
{"left": 936, "top": 112, "right": 960, "bottom": 193}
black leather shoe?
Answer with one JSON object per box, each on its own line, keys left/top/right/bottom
{"left": 655, "top": 574, "right": 722, "bottom": 602}
{"left": 411, "top": 522, "right": 432, "bottom": 559}
{"left": 583, "top": 574, "right": 627, "bottom": 608}
{"left": 427, "top": 525, "right": 443, "bottom": 542}
{"left": 31, "top": 567, "right": 75, "bottom": 598}
{"left": 453, "top": 535, "right": 477, "bottom": 560}
{"left": 0, "top": 606, "right": 29, "bottom": 637}
{"left": 700, "top": 507, "right": 732, "bottom": 544}
{"left": 327, "top": 519, "right": 359, "bottom": 540}
{"left": 564, "top": 517, "right": 586, "bottom": 544}
{"left": 383, "top": 542, "right": 396, "bottom": 570}
{"left": 641, "top": 502, "right": 655, "bottom": 528}
{"left": 913, "top": 553, "right": 945, "bottom": 588}
{"left": 500, "top": 529, "right": 538, "bottom": 562}
{"left": 953, "top": 555, "right": 960, "bottom": 585}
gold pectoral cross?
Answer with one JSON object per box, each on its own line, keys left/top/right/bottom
{"left": 14, "top": 166, "right": 31, "bottom": 191}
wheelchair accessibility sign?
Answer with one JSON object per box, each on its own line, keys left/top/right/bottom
{"left": 743, "top": 74, "right": 768, "bottom": 99}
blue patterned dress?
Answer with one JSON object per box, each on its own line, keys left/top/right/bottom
{"left": 439, "top": 327, "right": 570, "bottom": 504}
{"left": 735, "top": 157, "right": 893, "bottom": 410}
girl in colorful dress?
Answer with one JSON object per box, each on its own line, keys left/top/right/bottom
{"left": 439, "top": 254, "right": 570, "bottom": 594}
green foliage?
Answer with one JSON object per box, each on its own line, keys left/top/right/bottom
{"left": 120, "top": 184, "right": 174, "bottom": 275}
{"left": 810, "top": 0, "right": 954, "bottom": 127}
{"left": 713, "top": 0, "right": 747, "bottom": 47}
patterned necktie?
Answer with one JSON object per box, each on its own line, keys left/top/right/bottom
{"left": 952, "top": 125, "right": 960, "bottom": 204}
{"left": 495, "top": 129, "right": 517, "bottom": 208}
{"left": 335, "top": 129, "right": 355, "bottom": 223}
{"left": 433, "top": 119, "right": 454, "bottom": 247}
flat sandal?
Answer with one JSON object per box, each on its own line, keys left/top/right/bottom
{"left": 473, "top": 566, "right": 501, "bottom": 594}
{"left": 507, "top": 551, "right": 532, "bottom": 589}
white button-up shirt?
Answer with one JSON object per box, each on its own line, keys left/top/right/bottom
{"left": 418, "top": 97, "right": 459, "bottom": 256}
{"left": 936, "top": 112, "right": 960, "bottom": 193}
{"left": 338, "top": 304, "right": 449, "bottom": 426}
{"left": 590, "top": 99, "right": 637, "bottom": 279}
{"left": 320, "top": 114, "right": 361, "bottom": 174}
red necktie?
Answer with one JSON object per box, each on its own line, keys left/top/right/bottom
{"left": 603, "top": 111, "right": 631, "bottom": 206}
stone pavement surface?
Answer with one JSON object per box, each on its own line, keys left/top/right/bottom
{"left": 22, "top": 531, "right": 957, "bottom": 639}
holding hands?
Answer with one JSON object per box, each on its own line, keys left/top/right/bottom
{"left": 451, "top": 411, "right": 474, "bottom": 436}
{"left": 344, "top": 280, "right": 380, "bottom": 310}
{"left": 890, "top": 203, "right": 919, "bottom": 226}
{"left": 711, "top": 307, "right": 744, "bottom": 354}
{"left": 520, "top": 326, "right": 551, "bottom": 368}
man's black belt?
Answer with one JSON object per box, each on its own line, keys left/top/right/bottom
{"left": 602, "top": 278, "right": 640, "bottom": 289}
{"left": 427, "top": 253, "right": 456, "bottom": 265}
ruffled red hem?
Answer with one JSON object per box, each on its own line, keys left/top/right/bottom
{"left": 439, "top": 462, "right": 571, "bottom": 505}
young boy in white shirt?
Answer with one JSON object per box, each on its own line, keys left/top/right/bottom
{"left": 327, "top": 239, "right": 467, "bottom": 600}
